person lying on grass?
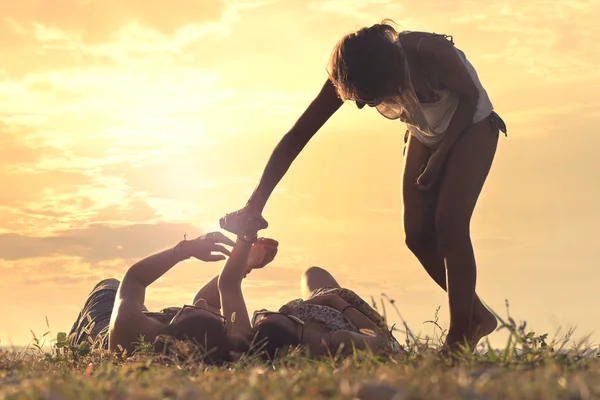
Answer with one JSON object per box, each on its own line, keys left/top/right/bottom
{"left": 67, "top": 232, "right": 278, "bottom": 364}
{"left": 250, "top": 266, "right": 403, "bottom": 360}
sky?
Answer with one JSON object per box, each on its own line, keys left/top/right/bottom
{"left": 1, "top": 0, "right": 599, "bottom": 348}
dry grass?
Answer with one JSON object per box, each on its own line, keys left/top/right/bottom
{"left": 2, "top": 302, "right": 599, "bottom": 400}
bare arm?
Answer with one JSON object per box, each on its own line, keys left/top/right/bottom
{"left": 118, "top": 241, "right": 191, "bottom": 307}
{"left": 194, "top": 238, "right": 278, "bottom": 312}
{"left": 110, "top": 242, "right": 189, "bottom": 352}
{"left": 218, "top": 238, "right": 254, "bottom": 337}
{"left": 421, "top": 37, "right": 480, "bottom": 157}
{"left": 248, "top": 79, "right": 344, "bottom": 212}
{"left": 109, "top": 233, "right": 235, "bottom": 352}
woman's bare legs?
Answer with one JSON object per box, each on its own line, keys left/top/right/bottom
{"left": 402, "top": 130, "right": 497, "bottom": 349}
{"left": 301, "top": 266, "right": 341, "bottom": 300}
{"left": 435, "top": 118, "right": 499, "bottom": 348}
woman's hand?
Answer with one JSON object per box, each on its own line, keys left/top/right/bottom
{"left": 416, "top": 150, "right": 447, "bottom": 191}
{"left": 220, "top": 205, "right": 268, "bottom": 241}
{"left": 179, "top": 231, "right": 236, "bottom": 262}
{"left": 246, "top": 238, "right": 279, "bottom": 275}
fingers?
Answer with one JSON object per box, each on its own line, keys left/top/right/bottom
{"left": 204, "top": 254, "right": 227, "bottom": 262}
{"left": 207, "top": 231, "right": 236, "bottom": 247}
{"left": 257, "top": 238, "right": 279, "bottom": 247}
{"left": 210, "top": 244, "right": 232, "bottom": 257}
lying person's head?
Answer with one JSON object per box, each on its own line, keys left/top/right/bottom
{"left": 250, "top": 308, "right": 304, "bottom": 360}
{"left": 153, "top": 304, "right": 231, "bottom": 364}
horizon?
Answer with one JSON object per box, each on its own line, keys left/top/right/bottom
{"left": 1, "top": 0, "right": 599, "bottom": 348}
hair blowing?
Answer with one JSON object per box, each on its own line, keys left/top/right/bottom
{"left": 327, "top": 19, "right": 407, "bottom": 102}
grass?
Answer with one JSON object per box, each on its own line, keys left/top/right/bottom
{"left": 2, "top": 301, "right": 599, "bottom": 400}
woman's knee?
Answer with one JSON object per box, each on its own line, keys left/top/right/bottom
{"left": 302, "top": 266, "right": 333, "bottom": 282}
{"left": 404, "top": 224, "right": 436, "bottom": 255}
{"left": 301, "top": 266, "right": 340, "bottom": 294}
{"left": 435, "top": 215, "right": 471, "bottom": 253}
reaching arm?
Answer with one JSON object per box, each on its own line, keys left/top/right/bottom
{"left": 193, "top": 238, "right": 278, "bottom": 312}
{"left": 218, "top": 237, "right": 254, "bottom": 337}
{"left": 118, "top": 241, "right": 191, "bottom": 306}
{"left": 109, "top": 232, "right": 234, "bottom": 352}
{"left": 248, "top": 79, "right": 344, "bottom": 212}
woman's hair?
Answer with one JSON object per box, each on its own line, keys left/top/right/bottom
{"left": 251, "top": 319, "right": 302, "bottom": 361}
{"left": 327, "top": 19, "right": 406, "bottom": 102}
{"left": 152, "top": 314, "right": 232, "bottom": 365}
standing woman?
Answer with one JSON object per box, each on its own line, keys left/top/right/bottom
{"left": 220, "top": 21, "right": 506, "bottom": 350}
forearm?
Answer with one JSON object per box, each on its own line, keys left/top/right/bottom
{"left": 247, "top": 128, "right": 310, "bottom": 212}
{"left": 218, "top": 238, "right": 253, "bottom": 336}
{"left": 248, "top": 80, "right": 343, "bottom": 212}
{"left": 436, "top": 97, "right": 477, "bottom": 157}
{"left": 217, "top": 238, "right": 253, "bottom": 291}
{"left": 124, "top": 241, "right": 189, "bottom": 288}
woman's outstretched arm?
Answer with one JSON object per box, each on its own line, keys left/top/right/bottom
{"left": 220, "top": 80, "right": 343, "bottom": 237}
{"left": 248, "top": 79, "right": 344, "bottom": 212}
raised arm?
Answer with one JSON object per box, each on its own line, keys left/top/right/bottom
{"left": 117, "top": 232, "right": 235, "bottom": 306}
{"left": 192, "top": 238, "right": 278, "bottom": 312}
{"left": 217, "top": 238, "right": 254, "bottom": 337}
{"left": 248, "top": 79, "right": 344, "bottom": 212}
{"left": 109, "top": 232, "right": 234, "bottom": 351}
{"left": 220, "top": 79, "right": 344, "bottom": 237}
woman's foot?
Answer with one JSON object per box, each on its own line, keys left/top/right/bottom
{"left": 442, "top": 306, "right": 497, "bottom": 354}
{"left": 467, "top": 306, "right": 498, "bottom": 349}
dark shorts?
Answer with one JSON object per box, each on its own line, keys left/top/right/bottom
{"left": 67, "top": 278, "right": 120, "bottom": 350}
{"left": 403, "top": 111, "right": 507, "bottom": 156}
{"left": 68, "top": 279, "right": 182, "bottom": 350}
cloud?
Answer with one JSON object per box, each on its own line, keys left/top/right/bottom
{"left": 0, "top": 222, "right": 204, "bottom": 262}
{"left": 308, "top": 0, "right": 398, "bottom": 20}
{"left": 472, "top": 0, "right": 600, "bottom": 82}
{"left": 0, "top": 0, "right": 226, "bottom": 43}
{"left": 0, "top": 122, "right": 61, "bottom": 165}
{"left": 0, "top": 0, "right": 233, "bottom": 79}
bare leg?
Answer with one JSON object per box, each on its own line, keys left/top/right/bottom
{"left": 301, "top": 266, "right": 341, "bottom": 300}
{"left": 402, "top": 133, "right": 496, "bottom": 348}
{"left": 435, "top": 118, "right": 499, "bottom": 348}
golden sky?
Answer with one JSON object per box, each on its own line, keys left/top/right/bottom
{"left": 1, "top": 0, "right": 599, "bottom": 348}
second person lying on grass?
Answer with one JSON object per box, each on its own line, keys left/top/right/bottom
{"left": 250, "top": 266, "right": 403, "bottom": 359}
